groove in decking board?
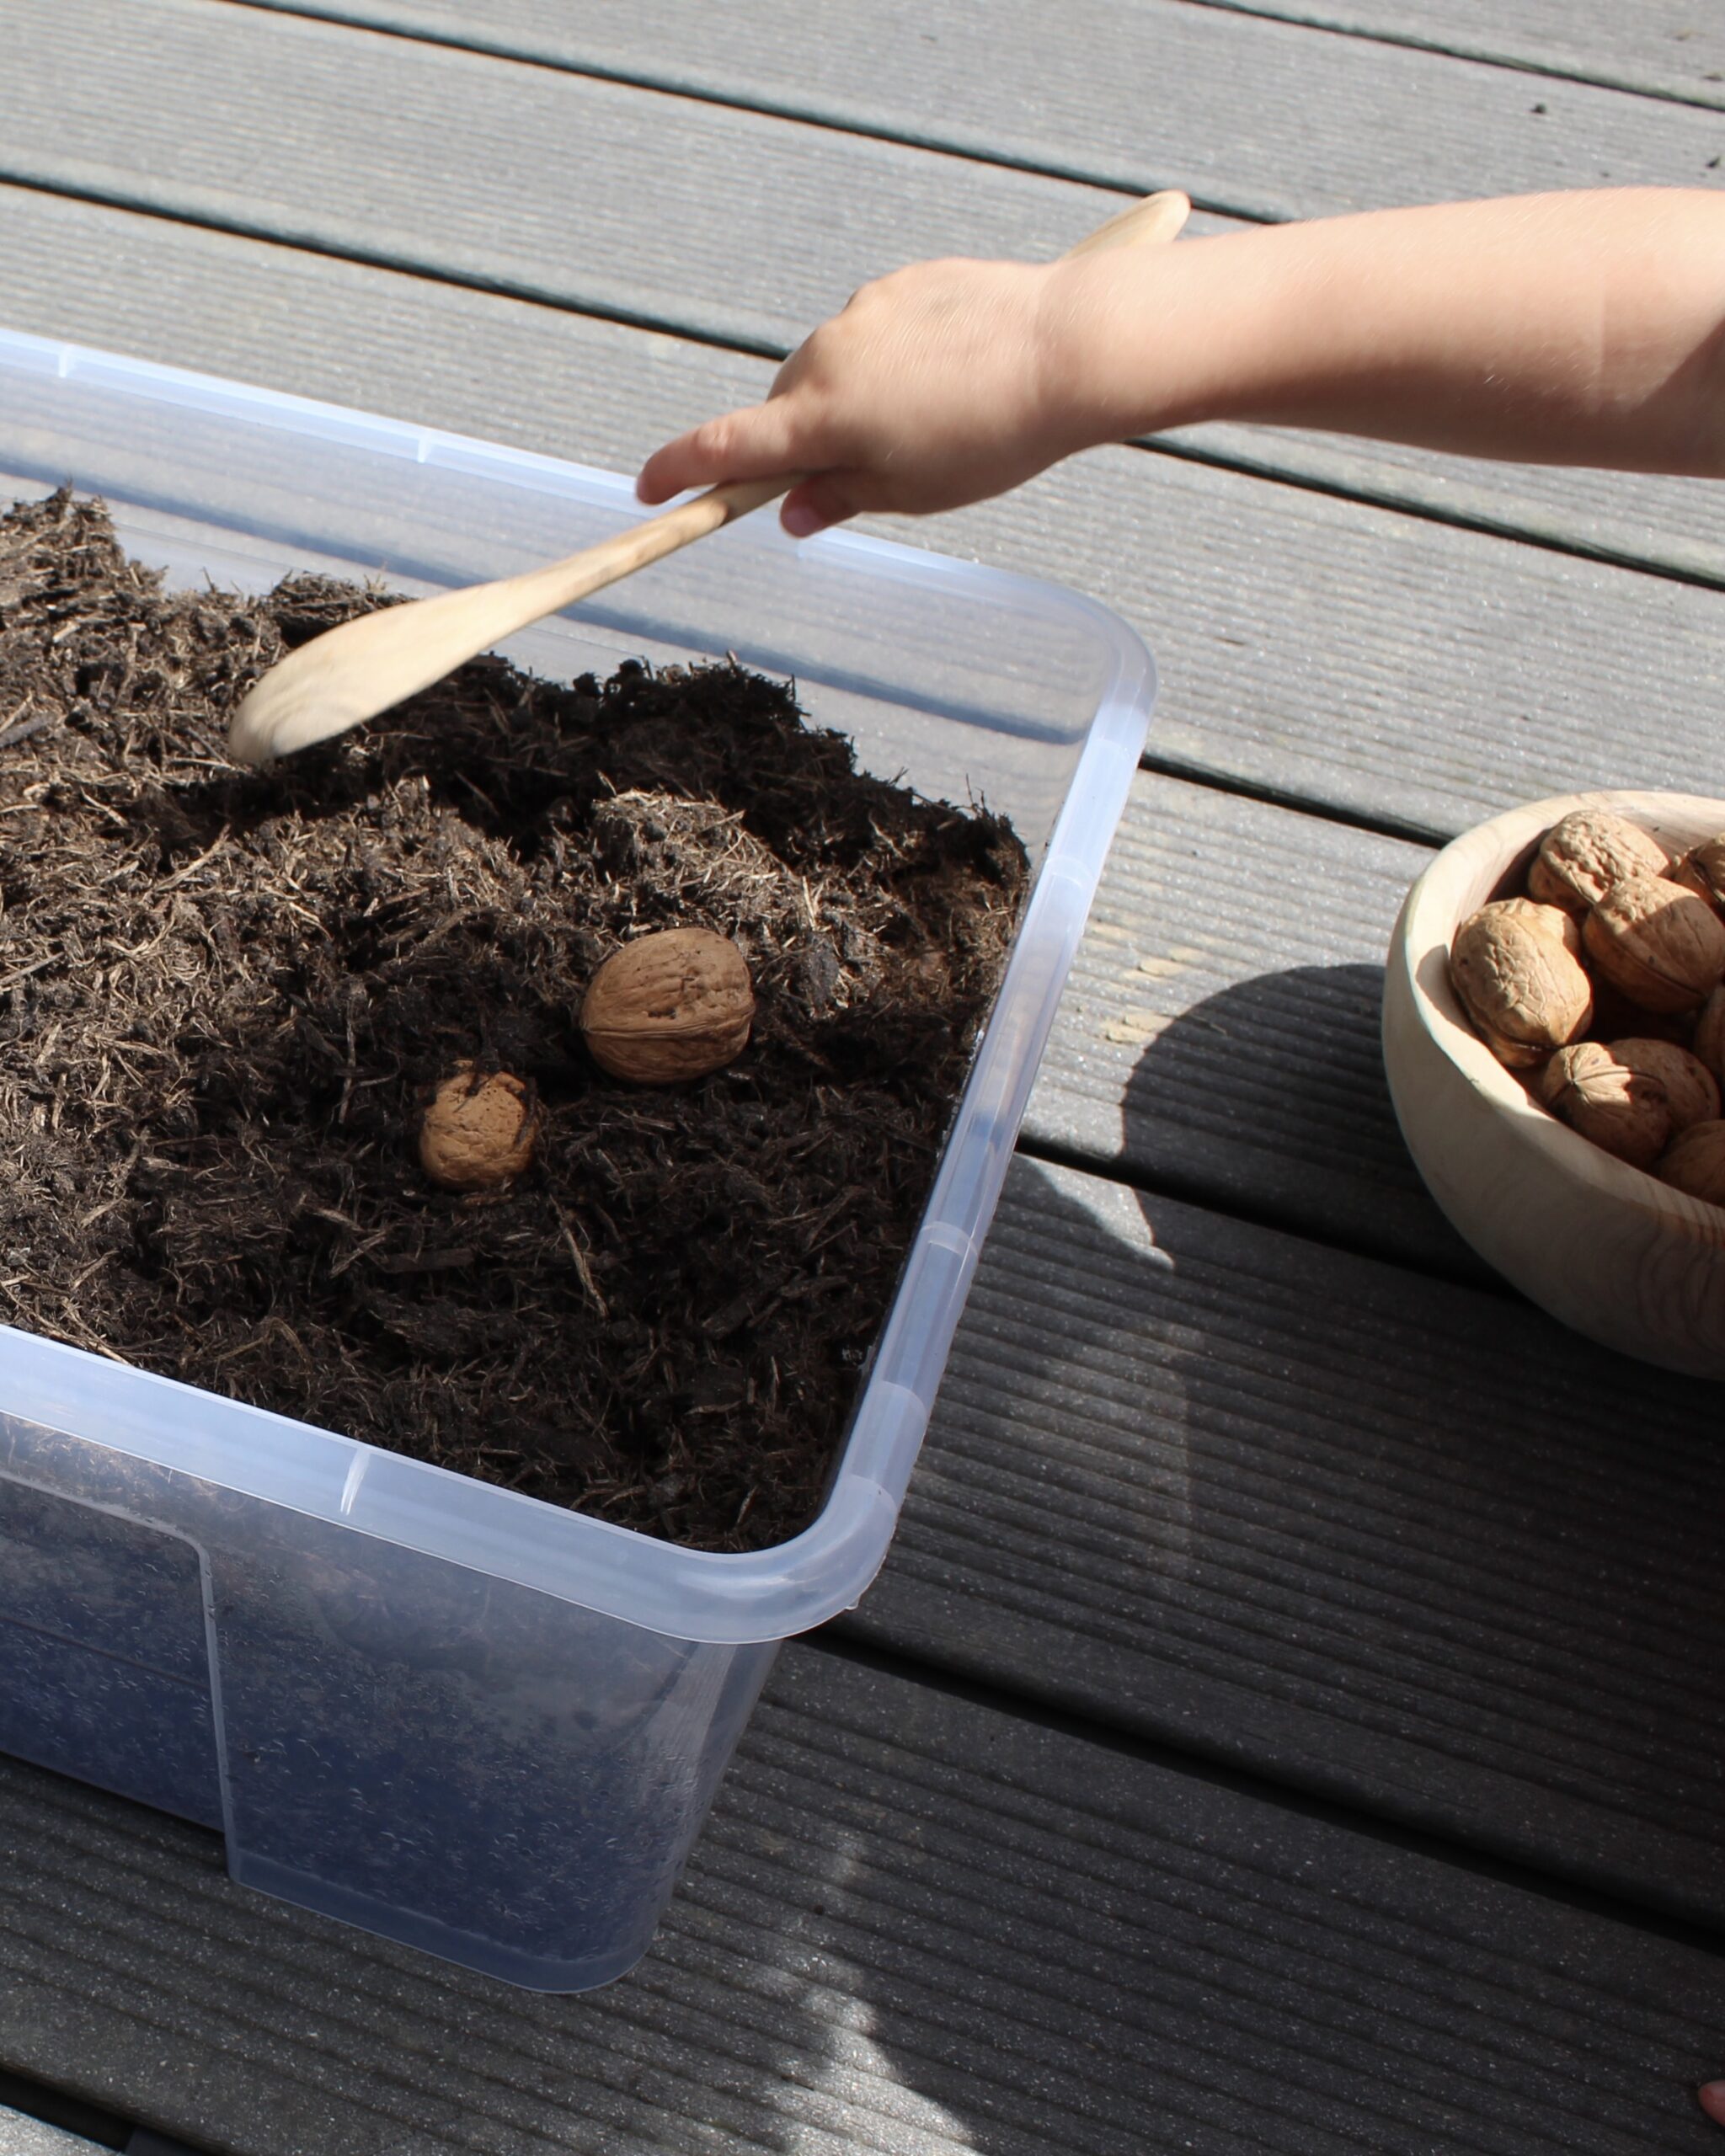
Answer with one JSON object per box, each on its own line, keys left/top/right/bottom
{"left": 853, "top": 1153, "right": 1725, "bottom": 1931}
{"left": 218, "top": 0, "right": 1725, "bottom": 221}
{"left": 1161, "top": 420, "right": 1725, "bottom": 590}
{"left": 1178, "top": 1, "right": 1725, "bottom": 113}
{"left": 4, "top": 191, "right": 1725, "bottom": 854}
{"left": 2, "top": 1647, "right": 1724, "bottom": 2156}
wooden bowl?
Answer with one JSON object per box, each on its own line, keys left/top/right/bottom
{"left": 1382, "top": 789, "right": 1725, "bottom": 1377}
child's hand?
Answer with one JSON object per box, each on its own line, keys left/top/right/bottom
{"left": 636, "top": 258, "right": 1085, "bottom": 536}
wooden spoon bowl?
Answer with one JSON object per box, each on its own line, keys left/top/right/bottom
{"left": 1382, "top": 788, "right": 1725, "bottom": 1376}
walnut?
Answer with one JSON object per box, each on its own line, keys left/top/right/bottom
{"left": 580, "top": 926, "right": 756, "bottom": 1084}
{"left": 1658, "top": 1118, "right": 1725, "bottom": 1208}
{"left": 1610, "top": 1038, "right": 1720, "bottom": 1133}
{"left": 1583, "top": 873, "right": 1725, "bottom": 1014}
{"left": 1530, "top": 808, "right": 1669, "bottom": 910}
{"left": 1525, "top": 854, "right": 1578, "bottom": 910}
{"left": 1449, "top": 900, "right": 1593, "bottom": 1067}
{"left": 1674, "top": 834, "right": 1725, "bottom": 918}
{"left": 1696, "top": 985, "right": 1725, "bottom": 1085}
{"left": 1538, "top": 1043, "right": 1672, "bottom": 1168}
{"left": 419, "top": 1065, "right": 542, "bottom": 1190}
{"left": 1489, "top": 895, "right": 1583, "bottom": 961}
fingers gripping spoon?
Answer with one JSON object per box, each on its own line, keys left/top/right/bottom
{"left": 227, "top": 189, "right": 1191, "bottom": 766}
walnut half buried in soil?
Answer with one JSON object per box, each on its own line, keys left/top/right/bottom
{"left": 580, "top": 926, "right": 756, "bottom": 1084}
{"left": 419, "top": 1066, "right": 542, "bottom": 1190}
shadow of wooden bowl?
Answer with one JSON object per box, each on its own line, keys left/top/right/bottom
{"left": 1382, "top": 789, "right": 1725, "bottom": 1377}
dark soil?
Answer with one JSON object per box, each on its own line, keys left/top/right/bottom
{"left": 0, "top": 490, "right": 1027, "bottom": 1550}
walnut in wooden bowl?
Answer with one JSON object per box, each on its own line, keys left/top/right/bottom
{"left": 1383, "top": 790, "right": 1725, "bottom": 1377}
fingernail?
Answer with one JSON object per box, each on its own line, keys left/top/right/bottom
{"left": 781, "top": 502, "right": 824, "bottom": 538}
{"left": 1698, "top": 2081, "right": 1725, "bottom": 2121}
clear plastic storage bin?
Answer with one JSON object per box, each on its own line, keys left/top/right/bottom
{"left": 0, "top": 331, "right": 1156, "bottom": 1990}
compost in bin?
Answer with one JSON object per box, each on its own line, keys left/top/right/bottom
{"left": 0, "top": 489, "right": 1028, "bottom": 1552}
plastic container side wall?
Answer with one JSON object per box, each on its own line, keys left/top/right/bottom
{"left": 1, "top": 1416, "right": 777, "bottom": 1988}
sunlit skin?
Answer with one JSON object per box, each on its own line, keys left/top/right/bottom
{"left": 639, "top": 189, "right": 1725, "bottom": 534}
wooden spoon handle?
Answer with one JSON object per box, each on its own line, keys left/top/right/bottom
{"left": 1061, "top": 189, "right": 1194, "bottom": 257}
{"left": 229, "top": 189, "right": 1191, "bottom": 764}
{"left": 516, "top": 470, "right": 793, "bottom": 620}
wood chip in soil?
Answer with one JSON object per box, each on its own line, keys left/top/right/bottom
{"left": 0, "top": 490, "right": 1028, "bottom": 1550}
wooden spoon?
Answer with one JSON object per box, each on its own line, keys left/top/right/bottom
{"left": 227, "top": 189, "right": 1191, "bottom": 766}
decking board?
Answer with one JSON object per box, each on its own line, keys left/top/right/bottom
{"left": 0, "top": 0, "right": 1146, "bottom": 355}
{"left": 1025, "top": 770, "right": 1459, "bottom": 1268}
{"left": 218, "top": 0, "right": 1725, "bottom": 218}
{"left": 1163, "top": 420, "right": 1725, "bottom": 589}
{"left": 854, "top": 1153, "right": 1725, "bottom": 1926}
{"left": 2, "top": 1647, "right": 1722, "bottom": 2154}
{"left": 1180, "top": 1, "right": 1725, "bottom": 111}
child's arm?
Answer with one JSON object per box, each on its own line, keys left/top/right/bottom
{"left": 637, "top": 189, "right": 1725, "bottom": 536}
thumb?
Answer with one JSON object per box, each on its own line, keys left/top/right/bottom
{"left": 780, "top": 473, "right": 866, "bottom": 537}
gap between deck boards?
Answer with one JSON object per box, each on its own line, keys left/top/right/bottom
{"left": 814, "top": 1630, "right": 1725, "bottom": 1958}
{"left": 1014, "top": 1131, "right": 1501, "bottom": 1295}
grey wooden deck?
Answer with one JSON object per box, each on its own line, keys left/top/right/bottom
{"left": 3, "top": 3, "right": 1725, "bottom": 2150}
